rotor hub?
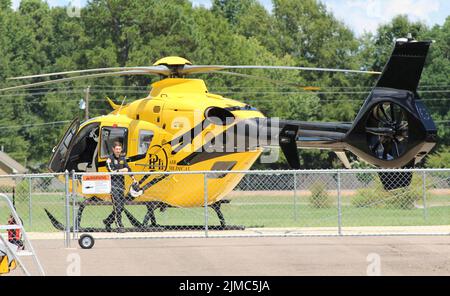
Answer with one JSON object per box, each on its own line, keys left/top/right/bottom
{"left": 153, "top": 56, "right": 192, "bottom": 78}
{"left": 153, "top": 56, "right": 192, "bottom": 66}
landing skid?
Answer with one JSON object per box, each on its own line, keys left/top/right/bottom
{"left": 44, "top": 199, "right": 245, "bottom": 233}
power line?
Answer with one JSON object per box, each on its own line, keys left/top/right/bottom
{"left": 0, "top": 120, "right": 71, "bottom": 130}
{"left": 1, "top": 84, "right": 449, "bottom": 92}
{"left": 216, "top": 90, "right": 450, "bottom": 95}
{"left": 0, "top": 113, "right": 446, "bottom": 132}
{"left": 0, "top": 90, "right": 150, "bottom": 98}
{"left": 244, "top": 97, "right": 450, "bottom": 100}
{"left": 210, "top": 85, "right": 450, "bottom": 90}
{"left": 0, "top": 85, "right": 150, "bottom": 90}
{"left": 1, "top": 89, "right": 450, "bottom": 100}
{"left": 0, "top": 97, "right": 449, "bottom": 107}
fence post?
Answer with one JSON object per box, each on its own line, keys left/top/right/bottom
{"left": 293, "top": 171, "right": 298, "bottom": 222}
{"left": 204, "top": 172, "right": 209, "bottom": 238}
{"left": 28, "top": 176, "right": 32, "bottom": 227}
{"left": 71, "top": 171, "right": 77, "bottom": 240}
{"left": 422, "top": 170, "right": 428, "bottom": 222}
{"left": 64, "top": 170, "right": 71, "bottom": 248}
{"left": 337, "top": 171, "right": 342, "bottom": 236}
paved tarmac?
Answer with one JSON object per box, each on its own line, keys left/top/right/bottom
{"left": 12, "top": 236, "right": 450, "bottom": 276}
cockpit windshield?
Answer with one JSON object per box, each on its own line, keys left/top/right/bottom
{"left": 65, "top": 123, "right": 100, "bottom": 172}
{"left": 48, "top": 118, "right": 79, "bottom": 172}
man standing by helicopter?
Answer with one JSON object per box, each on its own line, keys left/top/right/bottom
{"left": 103, "top": 141, "right": 136, "bottom": 233}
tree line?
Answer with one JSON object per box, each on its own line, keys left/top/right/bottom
{"left": 0, "top": 0, "right": 448, "bottom": 171}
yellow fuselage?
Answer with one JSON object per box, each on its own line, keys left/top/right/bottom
{"left": 75, "top": 78, "right": 265, "bottom": 207}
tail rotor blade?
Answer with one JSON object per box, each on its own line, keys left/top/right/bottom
{"left": 390, "top": 103, "right": 396, "bottom": 123}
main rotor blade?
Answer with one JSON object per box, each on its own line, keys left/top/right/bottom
{"left": 8, "top": 66, "right": 170, "bottom": 80}
{"left": 0, "top": 70, "right": 152, "bottom": 92}
{"left": 212, "top": 71, "right": 320, "bottom": 91}
{"left": 181, "top": 65, "right": 382, "bottom": 75}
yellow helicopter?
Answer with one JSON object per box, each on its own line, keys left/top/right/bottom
{"left": 0, "top": 39, "right": 437, "bottom": 233}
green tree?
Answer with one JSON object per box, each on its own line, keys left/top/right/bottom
{"left": 361, "top": 15, "right": 429, "bottom": 71}
{"left": 0, "top": 0, "right": 447, "bottom": 171}
{"left": 212, "top": 0, "right": 252, "bottom": 26}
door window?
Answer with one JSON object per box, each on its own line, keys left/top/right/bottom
{"left": 100, "top": 127, "right": 128, "bottom": 158}
{"left": 138, "top": 130, "right": 154, "bottom": 154}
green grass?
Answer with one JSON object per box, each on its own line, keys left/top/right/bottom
{"left": 0, "top": 193, "right": 449, "bottom": 232}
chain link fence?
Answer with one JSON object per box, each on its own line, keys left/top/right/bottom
{"left": 0, "top": 174, "right": 66, "bottom": 240}
{"left": 1, "top": 169, "right": 449, "bottom": 247}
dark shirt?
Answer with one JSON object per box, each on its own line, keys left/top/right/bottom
{"left": 106, "top": 153, "right": 131, "bottom": 187}
{"left": 106, "top": 153, "right": 130, "bottom": 172}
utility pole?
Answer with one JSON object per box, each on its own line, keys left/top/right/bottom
{"left": 84, "top": 86, "right": 90, "bottom": 120}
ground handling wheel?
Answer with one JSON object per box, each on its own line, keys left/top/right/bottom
{"left": 79, "top": 234, "right": 95, "bottom": 249}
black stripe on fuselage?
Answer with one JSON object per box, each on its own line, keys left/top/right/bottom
{"left": 125, "top": 174, "right": 170, "bottom": 199}
{"left": 140, "top": 174, "right": 170, "bottom": 191}
{"left": 177, "top": 118, "right": 266, "bottom": 166}
{"left": 169, "top": 106, "right": 258, "bottom": 155}
{"left": 170, "top": 119, "right": 210, "bottom": 155}
{"left": 98, "top": 117, "right": 268, "bottom": 168}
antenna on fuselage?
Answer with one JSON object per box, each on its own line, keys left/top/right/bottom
{"left": 116, "top": 96, "right": 127, "bottom": 115}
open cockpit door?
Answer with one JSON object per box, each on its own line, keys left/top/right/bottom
{"left": 48, "top": 118, "right": 80, "bottom": 172}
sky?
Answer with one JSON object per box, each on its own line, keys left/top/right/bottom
{"left": 11, "top": 0, "right": 450, "bottom": 36}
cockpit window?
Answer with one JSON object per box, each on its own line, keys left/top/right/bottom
{"left": 138, "top": 130, "right": 154, "bottom": 155}
{"left": 65, "top": 123, "right": 100, "bottom": 172}
{"left": 63, "top": 130, "right": 75, "bottom": 147}
{"left": 48, "top": 118, "right": 79, "bottom": 172}
{"left": 100, "top": 127, "right": 128, "bottom": 158}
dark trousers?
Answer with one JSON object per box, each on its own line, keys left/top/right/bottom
{"left": 104, "top": 179, "right": 125, "bottom": 227}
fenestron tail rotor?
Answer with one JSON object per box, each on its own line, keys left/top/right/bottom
{"left": 367, "top": 102, "right": 409, "bottom": 161}
{"left": 268, "top": 40, "right": 436, "bottom": 190}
